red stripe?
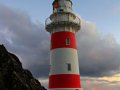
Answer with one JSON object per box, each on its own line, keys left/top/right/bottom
{"left": 49, "top": 74, "right": 81, "bottom": 88}
{"left": 51, "top": 32, "right": 77, "bottom": 50}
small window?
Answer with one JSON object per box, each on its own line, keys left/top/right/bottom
{"left": 67, "top": 63, "right": 71, "bottom": 71}
{"left": 59, "top": 9, "right": 64, "bottom": 12}
{"left": 66, "top": 38, "right": 70, "bottom": 45}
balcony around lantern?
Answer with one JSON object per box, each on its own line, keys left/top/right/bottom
{"left": 45, "top": 13, "right": 81, "bottom": 32}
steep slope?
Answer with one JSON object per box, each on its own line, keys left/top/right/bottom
{"left": 0, "top": 45, "right": 47, "bottom": 90}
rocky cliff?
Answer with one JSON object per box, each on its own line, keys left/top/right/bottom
{"left": 0, "top": 45, "right": 47, "bottom": 90}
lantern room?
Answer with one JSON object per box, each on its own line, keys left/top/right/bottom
{"left": 52, "top": 0, "right": 73, "bottom": 13}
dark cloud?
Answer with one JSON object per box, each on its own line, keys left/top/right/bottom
{"left": 0, "top": 4, "right": 120, "bottom": 79}
{"left": 0, "top": 4, "right": 50, "bottom": 78}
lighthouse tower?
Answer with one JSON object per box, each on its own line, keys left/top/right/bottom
{"left": 45, "top": 0, "right": 83, "bottom": 90}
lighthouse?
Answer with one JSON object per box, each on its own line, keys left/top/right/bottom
{"left": 45, "top": 0, "right": 83, "bottom": 90}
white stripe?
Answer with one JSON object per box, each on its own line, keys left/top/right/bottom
{"left": 50, "top": 48, "right": 80, "bottom": 75}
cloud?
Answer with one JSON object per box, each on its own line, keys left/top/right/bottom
{"left": 77, "top": 19, "right": 120, "bottom": 77}
{"left": 98, "top": 74, "right": 120, "bottom": 84}
{"left": 39, "top": 78, "right": 48, "bottom": 88}
{"left": 0, "top": 4, "right": 50, "bottom": 78}
{"left": 81, "top": 76, "right": 120, "bottom": 90}
{"left": 0, "top": 4, "right": 120, "bottom": 80}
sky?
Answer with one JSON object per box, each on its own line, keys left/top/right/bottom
{"left": 0, "top": 0, "right": 120, "bottom": 90}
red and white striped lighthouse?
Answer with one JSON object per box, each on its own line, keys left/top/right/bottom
{"left": 45, "top": 0, "right": 83, "bottom": 90}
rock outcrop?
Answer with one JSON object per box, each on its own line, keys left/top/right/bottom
{"left": 0, "top": 44, "right": 47, "bottom": 90}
